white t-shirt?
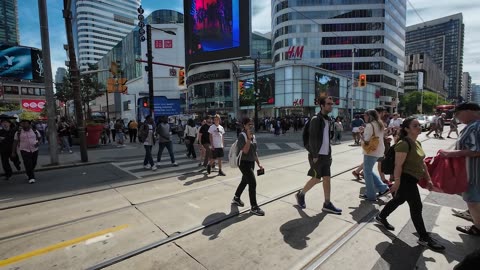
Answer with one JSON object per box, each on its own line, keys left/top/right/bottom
{"left": 208, "top": 124, "right": 225, "bottom": 148}
{"left": 362, "top": 122, "right": 385, "bottom": 157}
{"left": 144, "top": 124, "right": 154, "bottom": 146}
{"left": 388, "top": 118, "right": 402, "bottom": 128}
{"left": 318, "top": 119, "right": 330, "bottom": 155}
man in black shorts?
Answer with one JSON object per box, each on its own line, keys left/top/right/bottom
{"left": 208, "top": 114, "right": 226, "bottom": 176}
{"left": 199, "top": 116, "right": 213, "bottom": 169}
{"left": 295, "top": 96, "right": 342, "bottom": 214}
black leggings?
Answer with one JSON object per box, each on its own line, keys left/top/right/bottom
{"left": 235, "top": 161, "right": 258, "bottom": 208}
{"left": 379, "top": 173, "right": 428, "bottom": 238}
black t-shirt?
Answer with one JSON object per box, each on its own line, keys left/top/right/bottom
{"left": 199, "top": 124, "right": 210, "bottom": 144}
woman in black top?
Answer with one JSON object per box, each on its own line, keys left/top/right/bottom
{"left": 232, "top": 118, "right": 265, "bottom": 216}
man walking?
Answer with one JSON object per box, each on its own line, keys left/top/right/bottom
{"left": 0, "top": 119, "right": 21, "bottom": 180}
{"left": 156, "top": 116, "right": 178, "bottom": 167}
{"left": 208, "top": 114, "right": 226, "bottom": 176}
{"left": 12, "top": 119, "right": 41, "bottom": 184}
{"left": 58, "top": 117, "right": 73, "bottom": 153}
{"left": 296, "top": 96, "right": 342, "bottom": 214}
{"left": 199, "top": 116, "right": 213, "bottom": 170}
{"left": 141, "top": 116, "right": 156, "bottom": 171}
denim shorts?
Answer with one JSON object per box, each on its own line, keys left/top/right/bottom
{"left": 463, "top": 183, "right": 480, "bottom": 203}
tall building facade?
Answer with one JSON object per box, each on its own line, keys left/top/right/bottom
{"left": 0, "top": 0, "right": 19, "bottom": 45}
{"left": 271, "top": 0, "right": 406, "bottom": 96}
{"left": 471, "top": 84, "right": 480, "bottom": 103}
{"left": 71, "top": 0, "right": 141, "bottom": 71}
{"left": 404, "top": 53, "right": 447, "bottom": 96}
{"left": 405, "top": 13, "right": 464, "bottom": 100}
{"left": 461, "top": 72, "right": 472, "bottom": 102}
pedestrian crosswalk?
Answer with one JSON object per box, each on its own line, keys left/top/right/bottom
{"left": 112, "top": 142, "right": 306, "bottom": 178}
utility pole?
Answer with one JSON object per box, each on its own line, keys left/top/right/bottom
{"left": 38, "top": 0, "right": 58, "bottom": 165}
{"left": 146, "top": 25, "right": 154, "bottom": 118}
{"left": 63, "top": 0, "right": 88, "bottom": 162}
{"left": 350, "top": 48, "right": 356, "bottom": 121}
{"left": 254, "top": 53, "right": 259, "bottom": 132}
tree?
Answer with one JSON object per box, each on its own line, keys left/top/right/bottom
{"left": 400, "top": 91, "right": 449, "bottom": 115}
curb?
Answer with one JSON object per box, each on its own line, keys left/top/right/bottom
{"left": 6, "top": 160, "right": 115, "bottom": 176}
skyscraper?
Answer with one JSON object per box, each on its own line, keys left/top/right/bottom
{"left": 406, "top": 13, "right": 464, "bottom": 99}
{"left": 471, "top": 84, "right": 480, "bottom": 103}
{"left": 0, "top": 0, "right": 19, "bottom": 45}
{"left": 71, "top": 0, "right": 141, "bottom": 71}
{"left": 461, "top": 72, "right": 472, "bottom": 102}
{"left": 271, "top": 0, "right": 406, "bottom": 96}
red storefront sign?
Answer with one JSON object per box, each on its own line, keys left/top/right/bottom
{"left": 22, "top": 99, "right": 46, "bottom": 112}
{"left": 293, "top": 99, "right": 304, "bottom": 106}
{"left": 155, "top": 39, "right": 173, "bottom": 48}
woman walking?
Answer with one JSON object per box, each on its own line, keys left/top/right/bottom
{"left": 376, "top": 117, "right": 445, "bottom": 251}
{"left": 360, "top": 109, "right": 390, "bottom": 201}
{"left": 141, "top": 116, "right": 156, "bottom": 171}
{"left": 232, "top": 118, "right": 265, "bottom": 216}
{"left": 333, "top": 117, "right": 343, "bottom": 144}
{"left": 184, "top": 119, "right": 197, "bottom": 159}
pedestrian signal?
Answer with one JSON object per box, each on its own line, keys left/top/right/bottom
{"left": 359, "top": 74, "right": 367, "bottom": 88}
{"left": 178, "top": 69, "right": 185, "bottom": 86}
{"left": 142, "top": 98, "right": 149, "bottom": 108}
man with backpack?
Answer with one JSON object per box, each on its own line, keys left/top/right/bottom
{"left": 0, "top": 118, "right": 21, "bottom": 180}
{"left": 12, "top": 119, "right": 41, "bottom": 184}
{"left": 296, "top": 96, "right": 342, "bottom": 214}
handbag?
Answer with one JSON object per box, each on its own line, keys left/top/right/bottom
{"left": 419, "top": 152, "right": 468, "bottom": 194}
{"left": 362, "top": 123, "right": 380, "bottom": 154}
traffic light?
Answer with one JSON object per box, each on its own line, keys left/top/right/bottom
{"left": 334, "top": 98, "right": 340, "bottom": 105}
{"left": 178, "top": 68, "right": 185, "bottom": 86}
{"left": 314, "top": 98, "right": 319, "bottom": 105}
{"left": 142, "top": 98, "right": 149, "bottom": 108}
{"left": 359, "top": 74, "right": 367, "bottom": 88}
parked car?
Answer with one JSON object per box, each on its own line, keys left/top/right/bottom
{"left": 412, "top": 114, "right": 428, "bottom": 131}
{"left": 425, "top": 115, "right": 436, "bottom": 130}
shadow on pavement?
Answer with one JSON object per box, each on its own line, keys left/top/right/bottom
{"left": 279, "top": 205, "right": 328, "bottom": 250}
{"left": 201, "top": 204, "right": 251, "bottom": 240}
{"left": 373, "top": 239, "right": 434, "bottom": 270}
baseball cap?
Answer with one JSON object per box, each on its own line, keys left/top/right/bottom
{"left": 454, "top": 102, "right": 480, "bottom": 113}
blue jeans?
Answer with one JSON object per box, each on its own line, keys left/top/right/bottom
{"left": 363, "top": 155, "right": 388, "bottom": 200}
{"left": 144, "top": 145, "right": 154, "bottom": 166}
{"left": 157, "top": 141, "right": 175, "bottom": 163}
{"left": 61, "top": 136, "right": 71, "bottom": 151}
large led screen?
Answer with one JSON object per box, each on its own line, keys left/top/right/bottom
{"left": 0, "top": 45, "right": 44, "bottom": 82}
{"left": 184, "top": 0, "right": 250, "bottom": 70}
{"left": 239, "top": 74, "right": 275, "bottom": 107}
{"left": 315, "top": 72, "right": 340, "bottom": 99}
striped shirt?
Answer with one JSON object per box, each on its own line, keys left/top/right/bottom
{"left": 456, "top": 120, "right": 480, "bottom": 185}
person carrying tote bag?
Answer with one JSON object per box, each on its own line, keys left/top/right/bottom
{"left": 360, "top": 109, "right": 389, "bottom": 201}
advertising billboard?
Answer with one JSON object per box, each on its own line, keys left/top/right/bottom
{"left": 138, "top": 96, "right": 181, "bottom": 120}
{"left": 0, "top": 45, "right": 44, "bottom": 82}
{"left": 184, "top": 0, "right": 251, "bottom": 69}
{"left": 239, "top": 74, "right": 275, "bottom": 107}
{"left": 315, "top": 72, "right": 340, "bottom": 99}
{"left": 22, "top": 99, "right": 46, "bottom": 113}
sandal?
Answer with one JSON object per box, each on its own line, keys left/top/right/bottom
{"left": 456, "top": 225, "right": 480, "bottom": 236}
{"left": 352, "top": 171, "right": 361, "bottom": 180}
{"left": 452, "top": 209, "right": 473, "bottom": 222}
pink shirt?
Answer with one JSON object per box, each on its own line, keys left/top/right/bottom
{"left": 15, "top": 129, "right": 39, "bottom": 152}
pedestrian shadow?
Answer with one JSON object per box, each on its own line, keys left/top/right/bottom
{"left": 348, "top": 199, "right": 381, "bottom": 223}
{"left": 279, "top": 206, "right": 328, "bottom": 250}
{"left": 201, "top": 204, "right": 251, "bottom": 240}
{"left": 374, "top": 239, "right": 435, "bottom": 270}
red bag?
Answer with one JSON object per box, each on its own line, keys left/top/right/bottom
{"left": 419, "top": 153, "right": 468, "bottom": 194}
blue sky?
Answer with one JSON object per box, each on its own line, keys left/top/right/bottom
{"left": 18, "top": 0, "right": 480, "bottom": 84}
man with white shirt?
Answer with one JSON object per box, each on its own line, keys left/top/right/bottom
{"left": 295, "top": 96, "right": 342, "bottom": 214}
{"left": 388, "top": 113, "right": 403, "bottom": 136}
{"left": 208, "top": 114, "right": 226, "bottom": 176}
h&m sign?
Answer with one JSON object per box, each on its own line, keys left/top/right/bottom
{"left": 287, "top": 46, "right": 304, "bottom": 59}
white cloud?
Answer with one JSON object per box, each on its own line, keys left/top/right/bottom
{"left": 252, "top": 0, "right": 271, "bottom": 34}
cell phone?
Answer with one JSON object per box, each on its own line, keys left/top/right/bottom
{"left": 257, "top": 168, "right": 265, "bottom": 176}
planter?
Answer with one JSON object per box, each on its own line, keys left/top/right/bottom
{"left": 86, "top": 124, "right": 103, "bottom": 148}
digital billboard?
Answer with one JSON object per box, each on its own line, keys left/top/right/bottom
{"left": 184, "top": 0, "right": 251, "bottom": 69}
{"left": 0, "top": 45, "right": 44, "bottom": 82}
{"left": 239, "top": 74, "right": 275, "bottom": 107}
{"left": 315, "top": 72, "right": 340, "bottom": 99}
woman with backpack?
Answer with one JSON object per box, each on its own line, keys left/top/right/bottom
{"left": 376, "top": 117, "right": 445, "bottom": 251}
{"left": 184, "top": 119, "right": 197, "bottom": 159}
{"left": 232, "top": 117, "right": 265, "bottom": 216}
{"left": 359, "top": 109, "right": 390, "bottom": 201}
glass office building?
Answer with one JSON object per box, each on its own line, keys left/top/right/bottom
{"left": 71, "top": 0, "right": 141, "bottom": 71}
{"left": 0, "top": 0, "right": 19, "bottom": 45}
{"left": 406, "top": 13, "right": 464, "bottom": 99}
{"left": 271, "top": 0, "right": 406, "bottom": 98}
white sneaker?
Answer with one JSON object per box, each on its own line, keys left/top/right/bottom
{"left": 156, "top": 162, "right": 161, "bottom": 166}
{"left": 151, "top": 166, "right": 157, "bottom": 171}
{"left": 172, "top": 162, "right": 178, "bottom": 167}
{"left": 144, "top": 164, "right": 151, "bottom": 169}
{"left": 69, "top": 150, "right": 73, "bottom": 153}
{"left": 28, "top": 179, "right": 36, "bottom": 184}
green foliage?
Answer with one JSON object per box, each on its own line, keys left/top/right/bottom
{"left": 55, "top": 64, "right": 105, "bottom": 104}
{"left": 19, "top": 111, "right": 40, "bottom": 121}
{"left": 0, "top": 103, "right": 21, "bottom": 112}
{"left": 400, "top": 91, "right": 449, "bottom": 115}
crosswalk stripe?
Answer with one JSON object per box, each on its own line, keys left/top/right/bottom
{"left": 286, "top": 143, "right": 304, "bottom": 150}
{"left": 265, "top": 143, "right": 281, "bottom": 150}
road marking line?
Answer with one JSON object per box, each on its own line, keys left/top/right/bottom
{"left": 0, "top": 224, "right": 128, "bottom": 267}
{"left": 286, "top": 143, "right": 303, "bottom": 149}
{"left": 85, "top": 233, "right": 114, "bottom": 245}
{"left": 187, "top": 202, "right": 200, "bottom": 209}
{"left": 0, "top": 198, "right": 13, "bottom": 202}
{"left": 265, "top": 143, "right": 281, "bottom": 150}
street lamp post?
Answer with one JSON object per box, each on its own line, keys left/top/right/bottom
{"left": 350, "top": 48, "right": 357, "bottom": 121}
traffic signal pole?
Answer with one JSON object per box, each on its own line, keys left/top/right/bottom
{"left": 254, "top": 56, "right": 259, "bottom": 132}
{"left": 147, "top": 24, "right": 154, "bottom": 118}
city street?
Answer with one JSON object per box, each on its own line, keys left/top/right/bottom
{"left": 1, "top": 129, "right": 478, "bottom": 270}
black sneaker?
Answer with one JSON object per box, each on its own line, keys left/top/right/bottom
{"left": 375, "top": 214, "right": 395, "bottom": 231}
{"left": 417, "top": 236, "right": 445, "bottom": 252}
{"left": 14, "top": 162, "right": 21, "bottom": 171}
{"left": 322, "top": 201, "right": 342, "bottom": 214}
{"left": 359, "top": 194, "right": 377, "bottom": 201}
{"left": 295, "top": 191, "right": 306, "bottom": 209}
{"left": 207, "top": 164, "right": 211, "bottom": 174}
{"left": 231, "top": 196, "right": 244, "bottom": 207}
{"left": 218, "top": 170, "right": 226, "bottom": 176}
{"left": 377, "top": 188, "right": 390, "bottom": 198}
{"left": 251, "top": 206, "right": 265, "bottom": 216}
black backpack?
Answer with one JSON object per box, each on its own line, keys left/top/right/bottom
{"left": 381, "top": 139, "right": 412, "bottom": 175}
{"left": 302, "top": 117, "right": 314, "bottom": 150}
